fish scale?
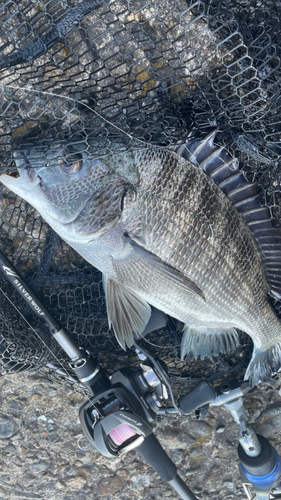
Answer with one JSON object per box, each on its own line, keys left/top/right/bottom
{"left": 125, "top": 180, "right": 248, "bottom": 332}
{"left": 1, "top": 136, "right": 281, "bottom": 386}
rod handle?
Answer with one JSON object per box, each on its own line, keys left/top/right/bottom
{"left": 137, "top": 434, "right": 198, "bottom": 499}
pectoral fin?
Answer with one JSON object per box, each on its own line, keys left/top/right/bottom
{"left": 114, "top": 235, "right": 205, "bottom": 302}
{"left": 103, "top": 235, "right": 205, "bottom": 349}
{"left": 103, "top": 274, "right": 152, "bottom": 349}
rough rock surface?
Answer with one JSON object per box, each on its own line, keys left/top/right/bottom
{"left": 0, "top": 371, "right": 279, "bottom": 500}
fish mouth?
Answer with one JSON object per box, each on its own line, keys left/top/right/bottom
{"left": 5, "top": 164, "right": 42, "bottom": 183}
{"left": 1, "top": 165, "right": 42, "bottom": 190}
{"left": 19, "top": 166, "right": 42, "bottom": 186}
{"left": 8, "top": 150, "right": 43, "bottom": 185}
{"left": 25, "top": 167, "right": 43, "bottom": 185}
{"left": 6, "top": 169, "right": 19, "bottom": 178}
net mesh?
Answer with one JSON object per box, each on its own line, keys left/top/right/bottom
{"left": 0, "top": 0, "right": 280, "bottom": 394}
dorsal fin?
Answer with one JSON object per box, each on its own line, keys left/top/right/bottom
{"left": 174, "top": 132, "right": 281, "bottom": 300}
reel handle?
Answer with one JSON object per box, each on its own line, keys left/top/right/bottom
{"left": 178, "top": 380, "right": 216, "bottom": 415}
{"left": 136, "top": 433, "right": 198, "bottom": 500}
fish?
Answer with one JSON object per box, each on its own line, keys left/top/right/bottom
{"left": 1, "top": 132, "right": 281, "bottom": 387}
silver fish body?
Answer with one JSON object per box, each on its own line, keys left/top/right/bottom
{"left": 1, "top": 140, "right": 281, "bottom": 386}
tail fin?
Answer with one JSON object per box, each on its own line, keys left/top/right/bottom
{"left": 244, "top": 343, "right": 281, "bottom": 386}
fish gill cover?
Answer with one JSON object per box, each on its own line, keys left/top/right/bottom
{"left": 0, "top": 0, "right": 280, "bottom": 395}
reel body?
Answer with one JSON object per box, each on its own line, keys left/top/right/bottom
{"left": 79, "top": 367, "right": 156, "bottom": 458}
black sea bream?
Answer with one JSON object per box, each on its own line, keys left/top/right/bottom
{"left": 1, "top": 132, "right": 281, "bottom": 386}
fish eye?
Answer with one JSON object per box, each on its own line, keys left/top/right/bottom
{"left": 58, "top": 152, "right": 83, "bottom": 174}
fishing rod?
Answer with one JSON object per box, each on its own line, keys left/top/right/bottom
{"left": 0, "top": 248, "right": 201, "bottom": 500}
{"left": 0, "top": 248, "right": 281, "bottom": 500}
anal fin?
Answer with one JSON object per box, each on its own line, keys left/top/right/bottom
{"left": 181, "top": 325, "right": 239, "bottom": 361}
{"left": 103, "top": 274, "right": 151, "bottom": 349}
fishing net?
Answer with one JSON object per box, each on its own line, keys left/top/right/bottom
{"left": 0, "top": 0, "right": 280, "bottom": 394}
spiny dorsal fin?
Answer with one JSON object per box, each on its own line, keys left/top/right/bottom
{"left": 174, "top": 132, "right": 281, "bottom": 300}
